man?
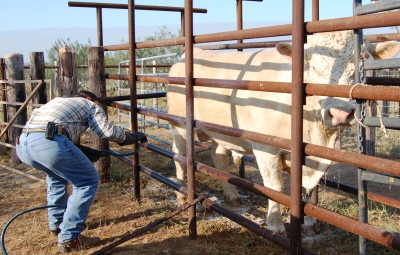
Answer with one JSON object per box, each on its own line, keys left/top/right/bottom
{"left": 16, "top": 90, "right": 147, "bottom": 253}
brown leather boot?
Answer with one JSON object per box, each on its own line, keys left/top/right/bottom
{"left": 50, "top": 228, "right": 60, "bottom": 237}
{"left": 58, "top": 234, "right": 101, "bottom": 253}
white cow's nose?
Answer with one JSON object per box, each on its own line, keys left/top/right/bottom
{"left": 329, "top": 108, "right": 355, "bottom": 125}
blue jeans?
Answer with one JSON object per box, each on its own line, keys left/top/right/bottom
{"left": 16, "top": 132, "right": 99, "bottom": 243}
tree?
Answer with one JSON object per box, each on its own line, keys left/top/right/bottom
{"left": 105, "top": 25, "right": 181, "bottom": 73}
{"left": 104, "top": 25, "right": 181, "bottom": 94}
{"left": 46, "top": 26, "right": 181, "bottom": 92}
{"left": 47, "top": 38, "right": 92, "bottom": 90}
{"left": 47, "top": 38, "right": 92, "bottom": 65}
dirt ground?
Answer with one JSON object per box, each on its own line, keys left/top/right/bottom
{"left": 0, "top": 131, "right": 399, "bottom": 255}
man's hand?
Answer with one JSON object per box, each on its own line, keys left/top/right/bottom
{"left": 77, "top": 144, "right": 108, "bottom": 162}
{"left": 117, "top": 132, "right": 148, "bottom": 146}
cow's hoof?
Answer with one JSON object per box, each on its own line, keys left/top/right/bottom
{"left": 302, "top": 225, "right": 317, "bottom": 237}
{"left": 196, "top": 203, "right": 206, "bottom": 212}
{"left": 226, "top": 196, "right": 244, "bottom": 207}
{"left": 272, "top": 230, "right": 287, "bottom": 239}
{"left": 176, "top": 197, "right": 187, "bottom": 206}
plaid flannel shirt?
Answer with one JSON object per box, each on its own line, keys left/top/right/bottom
{"left": 24, "top": 97, "right": 126, "bottom": 143}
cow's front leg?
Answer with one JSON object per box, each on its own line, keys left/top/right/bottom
{"left": 253, "top": 148, "right": 286, "bottom": 236}
{"left": 301, "top": 156, "right": 329, "bottom": 236}
{"left": 212, "top": 140, "right": 243, "bottom": 206}
{"left": 170, "top": 125, "right": 188, "bottom": 205}
{"left": 302, "top": 189, "right": 318, "bottom": 237}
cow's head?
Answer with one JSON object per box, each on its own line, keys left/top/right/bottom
{"left": 276, "top": 30, "right": 400, "bottom": 128}
{"left": 276, "top": 30, "right": 400, "bottom": 85}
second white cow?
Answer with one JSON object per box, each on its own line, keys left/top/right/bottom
{"left": 167, "top": 30, "right": 400, "bottom": 235}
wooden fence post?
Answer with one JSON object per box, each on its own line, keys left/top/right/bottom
{"left": 88, "top": 46, "right": 110, "bottom": 182}
{"left": 54, "top": 60, "right": 60, "bottom": 98}
{"left": 58, "top": 47, "right": 77, "bottom": 97}
{"left": 4, "top": 53, "right": 27, "bottom": 163}
{"left": 30, "top": 52, "right": 47, "bottom": 105}
{"left": 0, "top": 58, "right": 8, "bottom": 144}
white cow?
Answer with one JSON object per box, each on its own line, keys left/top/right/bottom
{"left": 167, "top": 30, "right": 400, "bottom": 235}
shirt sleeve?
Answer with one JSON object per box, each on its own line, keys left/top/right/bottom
{"left": 88, "top": 103, "right": 126, "bottom": 143}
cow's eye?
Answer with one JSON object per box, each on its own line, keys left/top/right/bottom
{"left": 311, "top": 65, "right": 323, "bottom": 78}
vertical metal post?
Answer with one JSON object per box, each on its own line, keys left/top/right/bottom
{"left": 97, "top": 7, "right": 104, "bottom": 46}
{"left": 128, "top": 0, "right": 140, "bottom": 202}
{"left": 180, "top": 11, "right": 185, "bottom": 55}
{"left": 236, "top": 0, "right": 243, "bottom": 51}
{"left": 291, "top": 0, "right": 305, "bottom": 254}
{"left": 310, "top": 0, "right": 319, "bottom": 206}
{"left": 312, "top": 0, "right": 319, "bottom": 21}
{"left": 184, "top": 0, "right": 197, "bottom": 240}
{"left": 354, "top": 0, "right": 368, "bottom": 254}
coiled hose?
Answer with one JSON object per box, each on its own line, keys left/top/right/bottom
{"left": 1, "top": 205, "right": 67, "bottom": 255}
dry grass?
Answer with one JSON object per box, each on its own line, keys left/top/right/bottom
{"left": 0, "top": 128, "right": 399, "bottom": 254}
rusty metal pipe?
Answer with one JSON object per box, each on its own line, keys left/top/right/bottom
{"left": 91, "top": 196, "right": 204, "bottom": 255}
{"left": 306, "top": 11, "right": 400, "bottom": 33}
{"left": 168, "top": 146, "right": 400, "bottom": 251}
{"left": 184, "top": 0, "right": 197, "bottom": 240}
{"left": 322, "top": 178, "right": 400, "bottom": 210}
{"left": 108, "top": 74, "right": 400, "bottom": 102}
{"left": 107, "top": 104, "right": 400, "bottom": 179}
{"left": 107, "top": 32, "right": 399, "bottom": 54}
{"left": 291, "top": 0, "right": 306, "bottom": 252}
{"left": 103, "top": 12, "right": 400, "bottom": 51}
{"left": 122, "top": 142, "right": 400, "bottom": 251}
{"left": 68, "top": 2, "right": 207, "bottom": 13}
{"left": 113, "top": 150, "right": 318, "bottom": 254}
{"left": 128, "top": 0, "right": 141, "bottom": 202}
{"left": 97, "top": 93, "right": 166, "bottom": 104}
{"left": 134, "top": 106, "right": 400, "bottom": 179}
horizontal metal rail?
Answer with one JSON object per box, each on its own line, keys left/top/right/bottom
{"left": 103, "top": 11, "right": 400, "bottom": 51}
{"left": 356, "top": 0, "right": 400, "bottom": 15}
{"left": 125, "top": 142, "right": 400, "bottom": 250}
{"left": 321, "top": 178, "right": 400, "bottom": 210}
{"left": 103, "top": 32, "right": 399, "bottom": 53}
{"left": 91, "top": 195, "right": 204, "bottom": 255}
{"left": 365, "top": 77, "right": 400, "bottom": 86}
{"left": 68, "top": 2, "right": 207, "bottom": 13}
{"left": 111, "top": 147, "right": 312, "bottom": 254}
{"left": 126, "top": 74, "right": 400, "bottom": 102}
{"left": 109, "top": 103, "right": 400, "bottom": 179}
{"left": 98, "top": 92, "right": 166, "bottom": 104}
{"left": 193, "top": 32, "right": 400, "bottom": 51}
{"left": 363, "top": 117, "right": 400, "bottom": 130}
{"left": 364, "top": 59, "right": 400, "bottom": 70}
{"left": 362, "top": 171, "right": 400, "bottom": 186}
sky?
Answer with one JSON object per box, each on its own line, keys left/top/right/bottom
{"left": 0, "top": 1, "right": 361, "bottom": 31}
{"left": 0, "top": 0, "right": 382, "bottom": 61}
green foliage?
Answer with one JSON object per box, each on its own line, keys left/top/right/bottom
{"left": 46, "top": 38, "right": 93, "bottom": 90}
{"left": 45, "top": 26, "right": 181, "bottom": 93}
{"left": 136, "top": 25, "right": 181, "bottom": 60}
{"left": 104, "top": 25, "right": 181, "bottom": 75}
{"left": 46, "top": 38, "right": 92, "bottom": 65}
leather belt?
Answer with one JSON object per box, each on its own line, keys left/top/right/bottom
{"left": 22, "top": 128, "right": 46, "bottom": 133}
{"left": 22, "top": 126, "right": 70, "bottom": 138}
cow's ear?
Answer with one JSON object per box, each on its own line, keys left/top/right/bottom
{"left": 276, "top": 43, "right": 293, "bottom": 60}
{"left": 365, "top": 39, "right": 400, "bottom": 59}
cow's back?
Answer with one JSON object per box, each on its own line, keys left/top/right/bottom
{"left": 167, "top": 48, "right": 293, "bottom": 139}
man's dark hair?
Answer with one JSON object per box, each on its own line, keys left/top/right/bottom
{"left": 75, "top": 90, "right": 99, "bottom": 102}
